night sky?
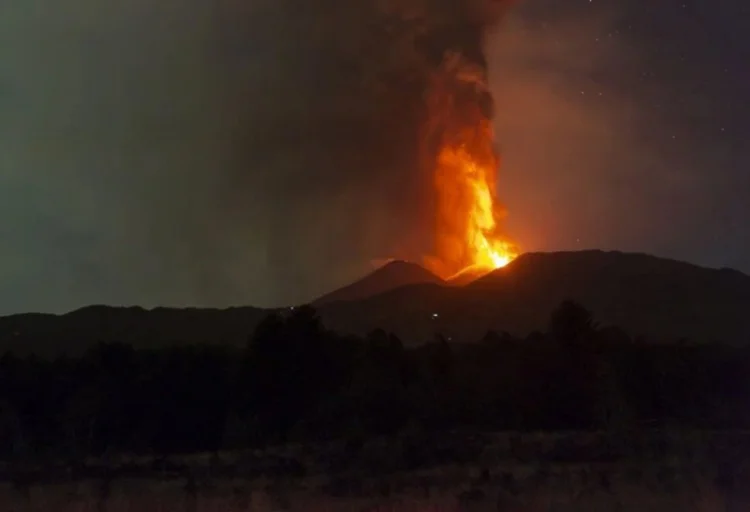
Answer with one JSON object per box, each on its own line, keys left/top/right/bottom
{"left": 1, "top": 0, "right": 748, "bottom": 314}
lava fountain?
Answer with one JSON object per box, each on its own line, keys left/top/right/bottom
{"left": 422, "top": 52, "right": 518, "bottom": 282}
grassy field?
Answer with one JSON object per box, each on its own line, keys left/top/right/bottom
{"left": 1, "top": 429, "right": 748, "bottom": 511}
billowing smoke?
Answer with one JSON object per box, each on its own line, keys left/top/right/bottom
{"left": 412, "top": 0, "right": 518, "bottom": 278}
{"left": 223, "top": 0, "right": 519, "bottom": 293}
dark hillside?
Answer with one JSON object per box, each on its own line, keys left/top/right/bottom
{"left": 3, "top": 250, "right": 750, "bottom": 355}
{"left": 314, "top": 260, "right": 445, "bottom": 305}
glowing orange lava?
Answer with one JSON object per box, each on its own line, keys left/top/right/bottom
{"left": 425, "top": 117, "right": 518, "bottom": 281}
{"left": 419, "top": 53, "right": 518, "bottom": 281}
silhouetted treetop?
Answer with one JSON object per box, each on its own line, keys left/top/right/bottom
{"left": 549, "top": 299, "right": 595, "bottom": 348}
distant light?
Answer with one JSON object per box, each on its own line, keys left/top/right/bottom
{"left": 432, "top": 313, "right": 439, "bottom": 319}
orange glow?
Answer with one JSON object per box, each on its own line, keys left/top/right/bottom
{"left": 424, "top": 120, "right": 518, "bottom": 281}
{"left": 420, "top": 53, "right": 519, "bottom": 281}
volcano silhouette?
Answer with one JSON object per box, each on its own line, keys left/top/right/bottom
{"left": 3, "top": 250, "right": 750, "bottom": 356}
{"left": 314, "top": 260, "right": 445, "bottom": 305}
{"left": 317, "top": 250, "right": 750, "bottom": 346}
{"left": 445, "top": 264, "right": 495, "bottom": 286}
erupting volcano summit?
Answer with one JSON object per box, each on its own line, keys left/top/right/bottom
{"left": 420, "top": 1, "right": 519, "bottom": 281}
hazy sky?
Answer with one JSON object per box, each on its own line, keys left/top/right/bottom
{"left": 1, "top": 0, "right": 748, "bottom": 314}
{"left": 493, "top": 0, "right": 749, "bottom": 271}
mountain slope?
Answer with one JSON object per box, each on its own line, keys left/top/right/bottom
{"left": 318, "top": 250, "right": 750, "bottom": 345}
{"left": 2, "top": 250, "right": 750, "bottom": 355}
{"left": 0, "top": 305, "right": 268, "bottom": 356}
{"left": 313, "top": 260, "right": 445, "bottom": 305}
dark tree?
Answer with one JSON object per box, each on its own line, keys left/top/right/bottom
{"left": 243, "top": 306, "right": 338, "bottom": 442}
{"left": 548, "top": 300, "right": 595, "bottom": 349}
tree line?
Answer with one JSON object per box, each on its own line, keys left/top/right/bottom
{"left": 1, "top": 300, "right": 749, "bottom": 460}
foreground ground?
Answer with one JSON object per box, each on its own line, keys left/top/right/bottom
{"left": 2, "top": 429, "right": 749, "bottom": 511}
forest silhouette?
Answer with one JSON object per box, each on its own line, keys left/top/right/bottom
{"left": 1, "top": 300, "right": 748, "bottom": 462}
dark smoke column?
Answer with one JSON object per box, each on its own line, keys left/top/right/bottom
{"left": 415, "top": 0, "right": 519, "bottom": 278}
{"left": 240, "top": 0, "right": 518, "bottom": 301}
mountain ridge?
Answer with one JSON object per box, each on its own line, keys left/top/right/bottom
{"left": 313, "top": 259, "right": 445, "bottom": 305}
{"left": 317, "top": 250, "right": 750, "bottom": 346}
{"left": 2, "top": 250, "right": 749, "bottom": 356}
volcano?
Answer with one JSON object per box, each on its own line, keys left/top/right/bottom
{"left": 317, "top": 250, "right": 750, "bottom": 346}
{"left": 314, "top": 260, "right": 445, "bottom": 305}
{"left": 2, "top": 250, "right": 750, "bottom": 356}
{"left": 445, "top": 264, "right": 495, "bottom": 286}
